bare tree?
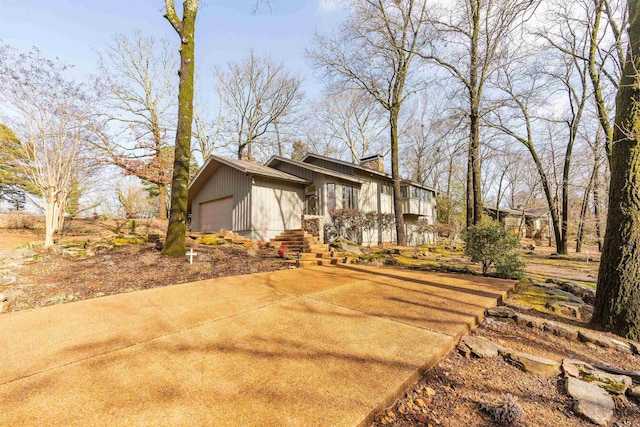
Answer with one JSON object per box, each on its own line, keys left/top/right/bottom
{"left": 96, "top": 32, "right": 177, "bottom": 219}
{"left": 308, "top": 0, "right": 431, "bottom": 246}
{"left": 0, "top": 46, "right": 100, "bottom": 246}
{"left": 312, "top": 90, "right": 388, "bottom": 162}
{"left": 216, "top": 51, "right": 303, "bottom": 160}
{"left": 420, "top": 0, "right": 539, "bottom": 227}
{"left": 163, "top": 0, "right": 198, "bottom": 256}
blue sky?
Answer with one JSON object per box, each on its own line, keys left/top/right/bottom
{"left": 1, "top": 0, "right": 346, "bottom": 99}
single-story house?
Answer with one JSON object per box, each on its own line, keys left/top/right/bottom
{"left": 483, "top": 206, "right": 551, "bottom": 239}
{"left": 188, "top": 153, "right": 438, "bottom": 245}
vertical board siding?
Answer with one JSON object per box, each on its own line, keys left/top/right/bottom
{"left": 251, "top": 178, "right": 304, "bottom": 241}
{"left": 359, "top": 181, "right": 378, "bottom": 212}
{"left": 272, "top": 162, "right": 315, "bottom": 182}
{"left": 306, "top": 158, "right": 353, "bottom": 175}
{"left": 190, "top": 166, "right": 251, "bottom": 233}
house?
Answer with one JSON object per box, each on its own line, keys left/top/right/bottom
{"left": 188, "top": 153, "right": 438, "bottom": 245}
{"left": 483, "top": 206, "right": 551, "bottom": 240}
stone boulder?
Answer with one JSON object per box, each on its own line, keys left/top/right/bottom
{"left": 562, "top": 360, "right": 632, "bottom": 395}
{"left": 514, "top": 313, "right": 544, "bottom": 329}
{"left": 544, "top": 322, "right": 579, "bottom": 341}
{"left": 501, "top": 350, "right": 561, "bottom": 377}
{"left": 578, "top": 330, "right": 614, "bottom": 348}
{"left": 548, "top": 289, "right": 585, "bottom": 304}
{"left": 486, "top": 306, "right": 515, "bottom": 318}
{"left": 458, "top": 336, "right": 501, "bottom": 358}
{"left": 629, "top": 386, "right": 640, "bottom": 399}
{"left": 559, "top": 281, "right": 596, "bottom": 304}
{"left": 565, "top": 377, "right": 615, "bottom": 426}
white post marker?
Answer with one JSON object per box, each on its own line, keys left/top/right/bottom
{"left": 186, "top": 248, "right": 197, "bottom": 265}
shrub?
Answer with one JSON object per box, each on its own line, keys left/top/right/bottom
{"left": 278, "top": 244, "right": 288, "bottom": 258}
{"left": 465, "top": 221, "right": 524, "bottom": 279}
{"left": 479, "top": 394, "right": 524, "bottom": 426}
{"left": 324, "top": 209, "right": 396, "bottom": 245}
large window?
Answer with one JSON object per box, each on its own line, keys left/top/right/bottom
{"left": 401, "top": 186, "right": 409, "bottom": 198}
{"left": 327, "top": 183, "right": 336, "bottom": 210}
{"left": 342, "top": 185, "right": 359, "bottom": 209}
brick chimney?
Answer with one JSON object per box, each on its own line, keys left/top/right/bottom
{"left": 359, "top": 154, "right": 384, "bottom": 173}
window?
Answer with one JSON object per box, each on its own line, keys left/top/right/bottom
{"left": 401, "top": 186, "right": 409, "bottom": 198}
{"left": 327, "top": 183, "right": 336, "bottom": 210}
{"left": 342, "top": 185, "right": 359, "bottom": 209}
{"left": 381, "top": 183, "right": 392, "bottom": 195}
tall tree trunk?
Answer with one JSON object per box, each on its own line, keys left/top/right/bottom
{"left": 593, "top": 161, "right": 603, "bottom": 252}
{"left": 390, "top": 106, "right": 406, "bottom": 246}
{"left": 158, "top": 183, "right": 168, "bottom": 220}
{"left": 466, "top": 148, "right": 474, "bottom": 228}
{"left": 469, "top": 0, "right": 483, "bottom": 227}
{"left": 163, "top": 0, "right": 198, "bottom": 256}
{"left": 576, "top": 168, "right": 595, "bottom": 253}
{"left": 591, "top": 0, "right": 640, "bottom": 340}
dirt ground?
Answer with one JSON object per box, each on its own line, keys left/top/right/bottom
{"left": 368, "top": 243, "right": 639, "bottom": 427}
{"left": 0, "top": 225, "right": 288, "bottom": 313}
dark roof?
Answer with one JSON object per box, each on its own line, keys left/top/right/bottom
{"left": 484, "top": 205, "right": 550, "bottom": 218}
{"left": 301, "top": 152, "right": 439, "bottom": 193}
{"left": 266, "top": 156, "right": 364, "bottom": 184}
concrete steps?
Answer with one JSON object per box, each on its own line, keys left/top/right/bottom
{"left": 270, "top": 230, "right": 353, "bottom": 268}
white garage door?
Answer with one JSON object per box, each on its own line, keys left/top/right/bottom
{"left": 200, "top": 197, "right": 233, "bottom": 233}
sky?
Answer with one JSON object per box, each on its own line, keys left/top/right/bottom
{"left": 1, "top": 0, "right": 347, "bottom": 100}
{"left": 0, "top": 0, "right": 348, "bottom": 213}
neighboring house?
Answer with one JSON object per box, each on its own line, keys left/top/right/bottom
{"left": 188, "top": 152, "right": 438, "bottom": 245}
{"left": 484, "top": 206, "right": 551, "bottom": 240}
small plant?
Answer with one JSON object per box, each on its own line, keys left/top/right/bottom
{"left": 465, "top": 221, "right": 525, "bottom": 279}
{"left": 479, "top": 394, "right": 524, "bottom": 426}
{"left": 278, "top": 244, "right": 288, "bottom": 259}
{"left": 201, "top": 236, "right": 224, "bottom": 246}
{"left": 130, "top": 220, "right": 137, "bottom": 234}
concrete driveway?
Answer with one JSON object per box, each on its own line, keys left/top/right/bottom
{"left": 0, "top": 264, "right": 513, "bottom": 426}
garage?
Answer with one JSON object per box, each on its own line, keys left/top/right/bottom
{"left": 199, "top": 196, "right": 233, "bottom": 233}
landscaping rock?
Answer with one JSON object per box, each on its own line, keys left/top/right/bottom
{"left": 559, "top": 281, "right": 596, "bottom": 304}
{"left": 514, "top": 313, "right": 544, "bottom": 329}
{"left": 610, "top": 338, "right": 633, "bottom": 354}
{"left": 578, "top": 330, "right": 613, "bottom": 348}
{"left": 630, "top": 341, "right": 640, "bottom": 355}
{"left": 544, "top": 322, "right": 579, "bottom": 341}
{"left": 486, "top": 306, "right": 515, "bottom": 318}
{"left": 532, "top": 280, "right": 558, "bottom": 289}
{"left": 562, "top": 360, "right": 633, "bottom": 395}
{"left": 548, "top": 289, "right": 585, "bottom": 304}
{"left": 565, "top": 377, "right": 615, "bottom": 426}
{"left": 458, "top": 336, "right": 501, "bottom": 358}
{"left": 556, "top": 301, "right": 585, "bottom": 320}
{"left": 592, "top": 363, "right": 640, "bottom": 384}
{"left": 341, "top": 242, "right": 362, "bottom": 255}
{"left": 562, "top": 359, "right": 591, "bottom": 379}
{"left": 545, "top": 278, "right": 560, "bottom": 284}
{"left": 502, "top": 350, "right": 561, "bottom": 377}
{"left": 0, "top": 276, "right": 16, "bottom": 286}
{"left": 628, "top": 386, "right": 640, "bottom": 399}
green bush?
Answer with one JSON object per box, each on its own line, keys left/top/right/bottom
{"left": 465, "top": 222, "right": 525, "bottom": 279}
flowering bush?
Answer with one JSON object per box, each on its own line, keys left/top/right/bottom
{"left": 277, "top": 244, "right": 288, "bottom": 258}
